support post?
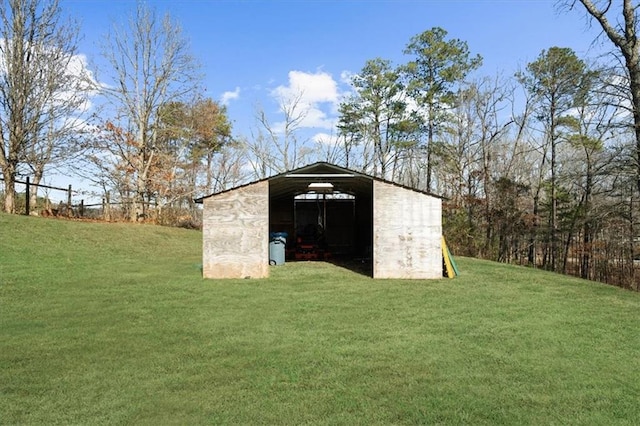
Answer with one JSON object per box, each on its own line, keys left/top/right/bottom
{"left": 25, "top": 176, "right": 30, "bottom": 216}
{"left": 67, "top": 185, "right": 72, "bottom": 217}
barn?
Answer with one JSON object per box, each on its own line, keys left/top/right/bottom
{"left": 196, "top": 162, "right": 442, "bottom": 279}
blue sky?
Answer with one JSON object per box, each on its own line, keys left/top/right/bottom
{"left": 66, "top": 0, "right": 606, "bottom": 131}
{"left": 55, "top": 0, "right": 607, "bottom": 197}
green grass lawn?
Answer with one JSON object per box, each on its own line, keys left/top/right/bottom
{"left": 1, "top": 213, "right": 640, "bottom": 424}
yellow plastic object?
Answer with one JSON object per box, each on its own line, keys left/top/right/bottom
{"left": 442, "top": 236, "right": 456, "bottom": 278}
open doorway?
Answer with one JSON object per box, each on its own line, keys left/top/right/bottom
{"left": 293, "top": 193, "right": 356, "bottom": 260}
{"left": 268, "top": 169, "right": 374, "bottom": 277}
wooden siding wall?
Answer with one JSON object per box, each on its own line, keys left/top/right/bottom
{"left": 202, "top": 181, "right": 269, "bottom": 279}
{"left": 373, "top": 181, "right": 442, "bottom": 279}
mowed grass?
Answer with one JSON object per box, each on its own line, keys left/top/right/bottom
{"left": 1, "top": 213, "right": 640, "bottom": 424}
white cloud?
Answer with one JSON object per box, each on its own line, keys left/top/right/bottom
{"left": 312, "top": 132, "right": 338, "bottom": 146}
{"left": 272, "top": 70, "right": 339, "bottom": 104}
{"left": 221, "top": 87, "right": 241, "bottom": 105}
{"left": 340, "top": 70, "right": 354, "bottom": 85}
{"left": 0, "top": 47, "right": 101, "bottom": 114}
{"left": 68, "top": 54, "right": 99, "bottom": 88}
{"left": 64, "top": 53, "right": 101, "bottom": 113}
{"left": 270, "top": 70, "right": 342, "bottom": 130}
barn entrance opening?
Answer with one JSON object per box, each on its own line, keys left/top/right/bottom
{"left": 293, "top": 192, "right": 354, "bottom": 260}
{"left": 292, "top": 192, "right": 371, "bottom": 275}
{"left": 268, "top": 168, "right": 374, "bottom": 277}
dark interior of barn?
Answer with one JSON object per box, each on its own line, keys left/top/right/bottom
{"left": 268, "top": 164, "right": 374, "bottom": 275}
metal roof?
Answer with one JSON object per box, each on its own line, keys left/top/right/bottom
{"left": 194, "top": 162, "right": 441, "bottom": 203}
{"left": 269, "top": 162, "right": 373, "bottom": 201}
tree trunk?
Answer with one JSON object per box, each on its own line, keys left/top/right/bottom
{"left": 28, "top": 171, "right": 44, "bottom": 215}
{"left": 550, "top": 140, "right": 558, "bottom": 271}
{"left": 482, "top": 142, "right": 492, "bottom": 258}
{"left": 426, "top": 120, "right": 434, "bottom": 192}
{"left": 629, "top": 187, "right": 637, "bottom": 289}
{"left": 581, "top": 158, "right": 594, "bottom": 279}
{"left": 206, "top": 151, "right": 213, "bottom": 194}
{"left": 630, "top": 73, "right": 640, "bottom": 195}
{"left": 575, "top": 0, "right": 640, "bottom": 192}
{"left": 562, "top": 216, "right": 578, "bottom": 275}
{"left": 2, "top": 171, "right": 16, "bottom": 213}
{"left": 528, "top": 193, "right": 540, "bottom": 266}
{"left": 581, "top": 224, "right": 592, "bottom": 280}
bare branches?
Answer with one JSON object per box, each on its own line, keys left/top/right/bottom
{"left": 0, "top": 0, "right": 89, "bottom": 213}
{"left": 97, "top": 1, "right": 200, "bottom": 220}
{"left": 246, "top": 91, "right": 310, "bottom": 178}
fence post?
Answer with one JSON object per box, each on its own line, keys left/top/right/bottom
{"left": 104, "top": 191, "right": 111, "bottom": 221}
{"left": 25, "top": 176, "right": 30, "bottom": 216}
{"left": 67, "top": 185, "right": 72, "bottom": 217}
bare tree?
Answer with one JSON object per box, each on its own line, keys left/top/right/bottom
{"left": 436, "top": 76, "right": 513, "bottom": 255}
{"left": 562, "top": 0, "right": 640, "bottom": 193}
{"left": 312, "top": 131, "right": 344, "bottom": 165}
{"left": 0, "top": 0, "right": 89, "bottom": 213}
{"left": 207, "top": 143, "right": 247, "bottom": 194}
{"left": 245, "top": 92, "right": 310, "bottom": 179}
{"left": 99, "top": 1, "right": 200, "bottom": 221}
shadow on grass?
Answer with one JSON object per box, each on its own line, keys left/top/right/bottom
{"left": 284, "top": 257, "right": 373, "bottom": 278}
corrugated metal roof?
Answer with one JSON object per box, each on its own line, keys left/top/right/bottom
{"left": 194, "top": 162, "right": 442, "bottom": 203}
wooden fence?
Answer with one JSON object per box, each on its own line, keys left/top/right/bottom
{"left": 1, "top": 177, "right": 136, "bottom": 220}
{"left": 0, "top": 176, "right": 80, "bottom": 216}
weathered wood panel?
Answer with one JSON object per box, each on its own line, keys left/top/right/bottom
{"left": 373, "top": 181, "right": 442, "bottom": 279}
{"left": 202, "top": 181, "right": 269, "bottom": 279}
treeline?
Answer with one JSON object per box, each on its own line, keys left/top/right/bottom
{"left": 0, "top": 1, "right": 238, "bottom": 224}
{"left": 0, "top": 1, "right": 639, "bottom": 288}
{"left": 326, "top": 28, "right": 639, "bottom": 290}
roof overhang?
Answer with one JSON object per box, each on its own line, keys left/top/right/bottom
{"left": 195, "top": 162, "right": 442, "bottom": 203}
{"left": 269, "top": 163, "right": 371, "bottom": 201}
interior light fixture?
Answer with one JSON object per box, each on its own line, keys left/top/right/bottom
{"left": 307, "top": 182, "right": 334, "bottom": 192}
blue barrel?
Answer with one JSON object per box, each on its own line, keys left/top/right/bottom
{"left": 269, "top": 232, "right": 287, "bottom": 265}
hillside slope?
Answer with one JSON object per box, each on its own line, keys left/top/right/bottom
{"left": 0, "top": 213, "right": 202, "bottom": 284}
{"left": 1, "top": 213, "right": 639, "bottom": 424}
